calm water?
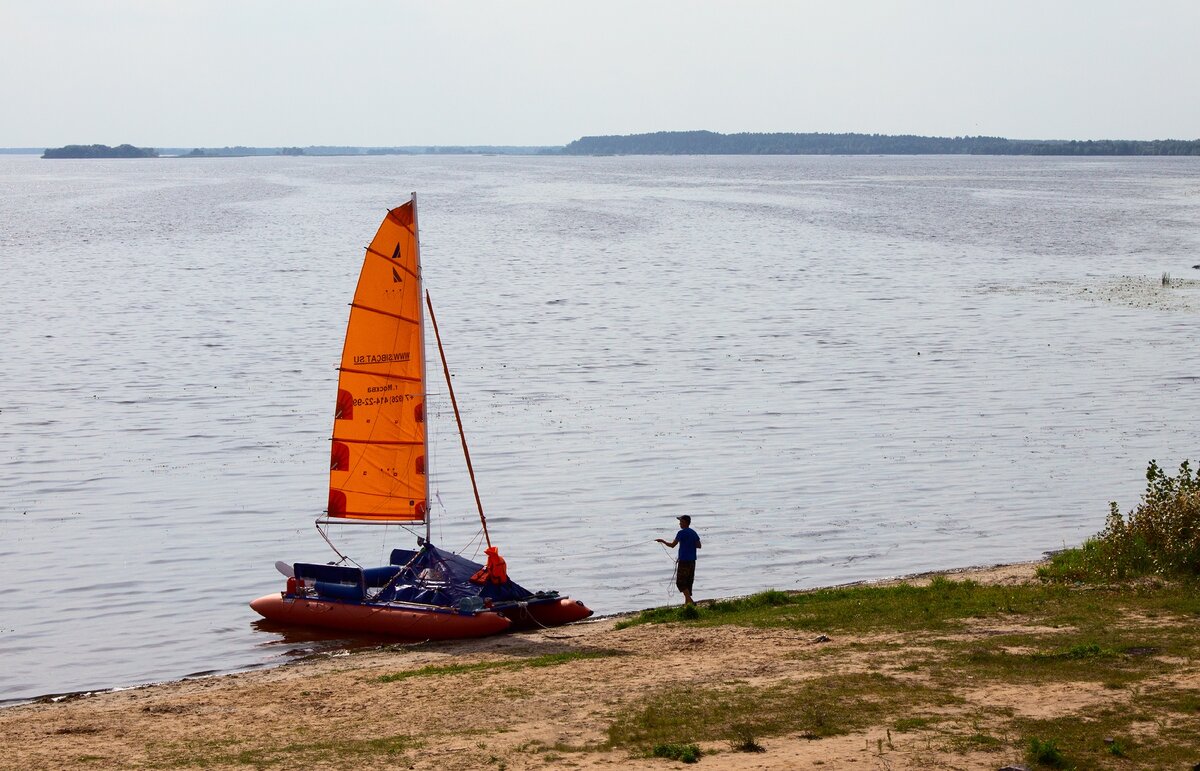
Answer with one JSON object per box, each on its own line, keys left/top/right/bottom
{"left": 1, "top": 154, "right": 1198, "bottom": 703}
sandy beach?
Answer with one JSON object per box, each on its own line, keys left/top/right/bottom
{"left": 10, "top": 559, "right": 1197, "bottom": 770}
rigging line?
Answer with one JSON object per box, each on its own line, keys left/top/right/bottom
{"left": 660, "top": 542, "right": 679, "bottom": 601}
{"left": 514, "top": 602, "right": 558, "bottom": 633}
{"left": 369, "top": 548, "right": 426, "bottom": 600}
{"left": 375, "top": 522, "right": 423, "bottom": 566}
{"left": 461, "top": 527, "right": 486, "bottom": 559}
{"left": 435, "top": 489, "right": 446, "bottom": 548}
{"left": 578, "top": 538, "right": 666, "bottom": 557}
{"left": 540, "top": 539, "right": 676, "bottom": 562}
{"left": 316, "top": 520, "right": 361, "bottom": 568}
{"left": 392, "top": 523, "right": 424, "bottom": 543}
{"left": 378, "top": 523, "right": 390, "bottom": 568}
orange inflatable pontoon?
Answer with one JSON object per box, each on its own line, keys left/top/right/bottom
{"left": 250, "top": 592, "right": 511, "bottom": 639}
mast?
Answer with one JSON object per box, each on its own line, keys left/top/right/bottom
{"left": 425, "top": 290, "right": 492, "bottom": 549}
{"left": 411, "top": 193, "right": 431, "bottom": 546}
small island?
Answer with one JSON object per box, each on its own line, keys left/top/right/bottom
{"left": 41, "top": 144, "right": 158, "bottom": 159}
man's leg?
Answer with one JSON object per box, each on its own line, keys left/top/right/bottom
{"left": 677, "top": 561, "right": 695, "bottom": 605}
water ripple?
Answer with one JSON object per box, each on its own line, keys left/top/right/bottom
{"left": 1, "top": 154, "right": 1197, "bottom": 702}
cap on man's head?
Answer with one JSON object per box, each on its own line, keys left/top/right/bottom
{"left": 677, "top": 515, "right": 691, "bottom": 525}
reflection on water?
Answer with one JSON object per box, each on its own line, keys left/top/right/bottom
{"left": 1, "top": 154, "right": 1198, "bottom": 702}
{"left": 248, "top": 619, "right": 409, "bottom": 658}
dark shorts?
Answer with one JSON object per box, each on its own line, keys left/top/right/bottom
{"left": 676, "top": 560, "right": 696, "bottom": 593}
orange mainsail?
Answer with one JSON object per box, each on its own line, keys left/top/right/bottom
{"left": 327, "top": 196, "right": 428, "bottom": 522}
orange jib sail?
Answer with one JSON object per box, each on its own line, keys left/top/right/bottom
{"left": 327, "top": 196, "right": 428, "bottom": 522}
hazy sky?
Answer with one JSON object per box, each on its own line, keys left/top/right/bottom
{"left": 2, "top": 1, "right": 1197, "bottom": 147}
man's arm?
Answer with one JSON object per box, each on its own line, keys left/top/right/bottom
{"left": 655, "top": 538, "right": 678, "bottom": 548}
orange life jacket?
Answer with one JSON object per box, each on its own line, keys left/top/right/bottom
{"left": 469, "top": 546, "right": 509, "bottom": 585}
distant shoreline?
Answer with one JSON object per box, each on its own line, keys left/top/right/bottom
{"left": 562, "top": 130, "right": 1200, "bottom": 156}
{"left": 21, "top": 130, "right": 1200, "bottom": 158}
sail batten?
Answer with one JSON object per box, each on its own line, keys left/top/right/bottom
{"left": 365, "top": 245, "right": 419, "bottom": 276}
{"left": 334, "top": 438, "right": 423, "bottom": 446}
{"left": 348, "top": 302, "right": 421, "bottom": 324}
{"left": 336, "top": 367, "right": 422, "bottom": 383}
{"left": 327, "top": 195, "right": 427, "bottom": 524}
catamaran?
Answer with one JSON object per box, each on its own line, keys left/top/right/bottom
{"left": 250, "top": 195, "right": 592, "bottom": 639}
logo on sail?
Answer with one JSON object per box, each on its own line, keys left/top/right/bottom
{"left": 353, "top": 352, "right": 411, "bottom": 365}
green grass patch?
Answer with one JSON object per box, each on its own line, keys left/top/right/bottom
{"left": 615, "top": 589, "right": 793, "bottom": 629}
{"left": 1031, "top": 643, "right": 1117, "bottom": 661}
{"left": 652, "top": 742, "right": 701, "bottom": 762}
{"left": 622, "top": 575, "right": 1199, "bottom": 684}
{"left": 1026, "top": 737, "right": 1069, "bottom": 768}
{"left": 618, "top": 578, "right": 1084, "bottom": 633}
{"left": 892, "top": 716, "right": 941, "bottom": 732}
{"left": 606, "top": 673, "right": 950, "bottom": 751}
{"left": 378, "top": 650, "right": 617, "bottom": 683}
{"left": 951, "top": 732, "right": 1003, "bottom": 752}
{"left": 932, "top": 635, "right": 1165, "bottom": 690}
{"left": 149, "top": 734, "right": 422, "bottom": 769}
{"left": 728, "top": 723, "right": 766, "bottom": 752}
{"left": 1138, "top": 686, "right": 1200, "bottom": 715}
{"left": 1007, "top": 688, "right": 1200, "bottom": 770}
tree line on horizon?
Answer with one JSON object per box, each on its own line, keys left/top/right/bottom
{"left": 36, "top": 143, "right": 561, "bottom": 158}
{"left": 37, "top": 133, "right": 1200, "bottom": 159}
{"left": 41, "top": 144, "right": 159, "bottom": 159}
{"left": 562, "top": 130, "right": 1200, "bottom": 156}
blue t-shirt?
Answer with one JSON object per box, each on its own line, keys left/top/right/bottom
{"left": 676, "top": 527, "right": 700, "bottom": 562}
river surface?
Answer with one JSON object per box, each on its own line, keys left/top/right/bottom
{"left": 1, "top": 154, "right": 1198, "bottom": 703}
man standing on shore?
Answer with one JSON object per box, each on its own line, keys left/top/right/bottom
{"left": 656, "top": 515, "right": 702, "bottom": 605}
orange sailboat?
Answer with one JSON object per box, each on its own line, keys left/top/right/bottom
{"left": 251, "top": 195, "right": 591, "bottom": 639}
